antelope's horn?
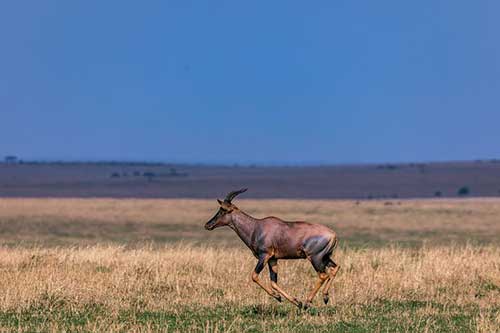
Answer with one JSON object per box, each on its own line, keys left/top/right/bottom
{"left": 224, "top": 188, "right": 248, "bottom": 203}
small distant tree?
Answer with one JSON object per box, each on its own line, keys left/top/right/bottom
{"left": 143, "top": 172, "right": 156, "bottom": 182}
{"left": 418, "top": 164, "right": 426, "bottom": 174}
{"left": 4, "top": 156, "right": 18, "bottom": 164}
{"left": 434, "top": 191, "right": 442, "bottom": 197}
{"left": 110, "top": 172, "right": 120, "bottom": 178}
{"left": 457, "top": 186, "right": 470, "bottom": 196}
{"left": 133, "top": 171, "right": 141, "bottom": 176}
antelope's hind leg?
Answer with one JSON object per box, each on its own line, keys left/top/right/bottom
{"left": 268, "top": 259, "right": 303, "bottom": 308}
{"left": 304, "top": 256, "right": 330, "bottom": 308}
{"left": 322, "top": 260, "right": 340, "bottom": 304}
{"left": 251, "top": 255, "right": 281, "bottom": 302}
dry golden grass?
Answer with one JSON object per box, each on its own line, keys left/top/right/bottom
{"left": 0, "top": 198, "right": 498, "bottom": 331}
{"left": 0, "top": 198, "right": 499, "bottom": 246}
{"left": 0, "top": 244, "right": 498, "bottom": 332}
{"left": 1, "top": 244, "right": 498, "bottom": 310}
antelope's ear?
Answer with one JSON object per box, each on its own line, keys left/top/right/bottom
{"left": 217, "top": 199, "right": 223, "bottom": 205}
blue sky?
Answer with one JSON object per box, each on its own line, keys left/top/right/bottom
{"left": 1, "top": 1, "right": 499, "bottom": 164}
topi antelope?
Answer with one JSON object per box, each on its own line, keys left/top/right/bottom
{"left": 204, "top": 189, "right": 340, "bottom": 309}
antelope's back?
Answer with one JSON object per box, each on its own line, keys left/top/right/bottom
{"left": 260, "top": 217, "right": 336, "bottom": 259}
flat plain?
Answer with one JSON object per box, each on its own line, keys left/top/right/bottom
{"left": 0, "top": 198, "right": 498, "bottom": 332}
{"left": 2, "top": 160, "right": 500, "bottom": 199}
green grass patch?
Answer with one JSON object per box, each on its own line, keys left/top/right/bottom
{"left": 0, "top": 299, "right": 496, "bottom": 332}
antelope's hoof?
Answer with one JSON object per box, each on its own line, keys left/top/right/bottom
{"left": 295, "top": 299, "right": 304, "bottom": 309}
{"left": 323, "top": 294, "right": 329, "bottom": 305}
{"left": 303, "top": 302, "right": 313, "bottom": 310}
{"left": 274, "top": 294, "right": 282, "bottom": 302}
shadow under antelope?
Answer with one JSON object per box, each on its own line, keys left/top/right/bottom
{"left": 204, "top": 189, "right": 340, "bottom": 309}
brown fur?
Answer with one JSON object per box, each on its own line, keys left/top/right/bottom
{"left": 205, "top": 189, "right": 340, "bottom": 308}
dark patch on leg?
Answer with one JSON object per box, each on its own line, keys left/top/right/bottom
{"left": 268, "top": 258, "right": 282, "bottom": 302}
{"left": 254, "top": 255, "right": 267, "bottom": 274}
{"left": 268, "top": 259, "right": 278, "bottom": 283}
{"left": 324, "top": 257, "right": 337, "bottom": 269}
{"left": 311, "top": 255, "right": 327, "bottom": 273}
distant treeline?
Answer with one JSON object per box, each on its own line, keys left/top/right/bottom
{"left": 1, "top": 159, "right": 500, "bottom": 199}
{"left": 3, "top": 156, "right": 500, "bottom": 167}
{"left": 3, "top": 159, "right": 174, "bottom": 167}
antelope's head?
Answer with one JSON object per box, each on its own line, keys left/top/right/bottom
{"left": 204, "top": 188, "right": 247, "bottom": 230}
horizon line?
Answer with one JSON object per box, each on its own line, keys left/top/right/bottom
{"left": 2, "top": 157, "right": 499, "bottom": 168}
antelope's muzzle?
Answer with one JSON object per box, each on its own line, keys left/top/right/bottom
{"left": 205, "top": 210, "right": 222, "bottom": 230}
{"left": 204, "top": 220, "right": 216, "bottom": 230}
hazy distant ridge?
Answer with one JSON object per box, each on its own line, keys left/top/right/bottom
{"left": 0, "top": 160, "right": 499, "bottom": 199}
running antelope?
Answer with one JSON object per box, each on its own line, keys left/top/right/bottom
{"left": 204, "top": 189, "right": 340, "bottom": 309}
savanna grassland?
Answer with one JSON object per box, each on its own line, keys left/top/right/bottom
{"left": 0, "top": 198, "right": 498, "bottom": 332}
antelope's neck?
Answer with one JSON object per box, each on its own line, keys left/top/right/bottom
{"left": 230, "top": 211, "right": 257, "bottom": 250}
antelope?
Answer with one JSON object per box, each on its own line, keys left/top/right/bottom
{"left": 204, "top": 189, "right": 340, "bottom": 309}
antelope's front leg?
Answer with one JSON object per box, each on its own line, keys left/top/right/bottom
{"left": 267, "top": 259, "right": 282, "bottom": 302}
{"left": 251, "top": 255, "right": 281, "bottom": 302}
{"left": 268, "top": 259, "right": 303, "bottom": 308}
